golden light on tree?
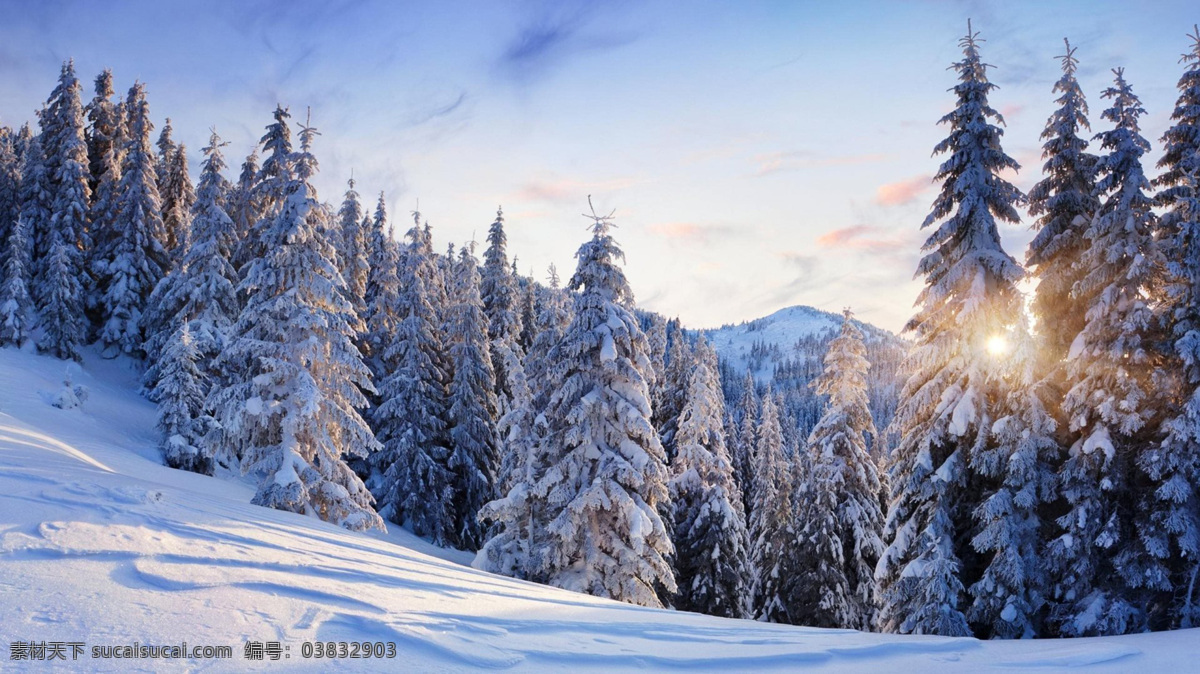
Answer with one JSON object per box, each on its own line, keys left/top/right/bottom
{"left": 986, "top": 334, "right": 1010, "bottom": 357}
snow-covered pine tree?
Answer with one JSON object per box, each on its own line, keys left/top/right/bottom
{"left": 42, "top": 60, "right": 93, "bottom": 259}
{"left": 18, "top": 134, "right": 52, "bottom": 307}
{"left": 481, "top": 208, "right": 524, "bottom": 411}
{"left": 97, "top": 83, "right": 169, "bottom": 356}
{"left": 84, "top": 69, "right": 122, "bottom": 197}
{"left": 210, "top": 113, "right": 382, "bottom": 531}
{"left": 643, "top": 311, "right": 669, "bottom": 413}
{"left": 1050, "top": 68, "right": 1164, "bottom": 637}
{"left": 140, "top": 130, "right": 238, "bottom": 391}
{"left": 733, "top": 370, "right": 759, "bottom": 517}
{"left": 877, "top": 23, "right": 1024, "bottom": 637}
{"left": 657, "top": 326, "right": 692, "bottom": 462}
{"left": 237, "top": 106, "right": 292, "bottom": 278}
{"left": 750, "top": 390, "right": 794, "bottom": 623}
{"left": 35, "top": 233, "right": 84, "bottom": 361}
{"left": 160, "top": 143, "right": 195, "bottom": 259}
{"left": 0, "top": 214, "right": 33, "bottom": 347}
{"left": 517, "top": 272, "right": 538, "bottom": 354}
{"left": 154, "top": 117, "right": 175, "bottom": 191}
{"left": 12, "top": 123, "right": 34, "bottom": 165}
{"left": 531, "top": 202, "right": 675, "bottom": 607}
{"left": 794, "top": 310, "right": 885, "bottom": 630}
{"left": 1153, "top": 26, "right": 1200, "bottom": 629}
{"left": 361, "top": 194, "right": 399, "bottom": 372}
{"left": 0, "top": 131, "right": 19, "bottom": 267}
{"left": 445, "top": 246, "right": 501, "bottom": 551}
{"left": 154, "top": 321, "right": 214, "bottom": 474}
{"left": 369, "top": 216, "right": 453, "bottom": 542}
{"left": 669, "top": 335, "right": 751, "bottom": 618}
{"left": 228, "top": 150, "right": 260, "bottom": 274}
{"left": 85, "top": 74, "right": 126, "bottom": 323}
{"left": 1027, "top": 39, "right": 1099, "bottom": 377}
{"left": 969, "top": 316, "right": 1059, "bottom": 638}
{"left": 336, "top": 176, "right": 369, "bottom": 314}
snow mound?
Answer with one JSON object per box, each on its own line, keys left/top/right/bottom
{"left": 0, "top": 346, "right": 1195, "bottom": 672}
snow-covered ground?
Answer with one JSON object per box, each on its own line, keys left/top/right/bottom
{"left": 0, "top": 346, "right": 1194, "bottom": 672}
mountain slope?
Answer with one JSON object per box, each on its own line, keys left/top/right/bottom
{"left": 0, "top": 346, "right": 1194, "bottom": 672}
{"left": 701, "top": 305, "right": 904, "bottom": 382}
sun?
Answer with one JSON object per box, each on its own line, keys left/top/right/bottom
{"left": 986, "top": 335, "right": 1010, "bottom": 357}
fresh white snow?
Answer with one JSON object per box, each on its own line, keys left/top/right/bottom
{"left": 1, "top": 345, "right": 1196, "bottom": 672}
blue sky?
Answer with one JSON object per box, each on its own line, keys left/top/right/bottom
{"left": 0, "top": 0, "right": 1195, "bottom": 332}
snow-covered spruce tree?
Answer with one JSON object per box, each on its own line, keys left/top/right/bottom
{"left": 236, "top": 106, "right": 292, "bottom": 279}
{"left": 481, "top": 207, "right": 524, "bottom": 411}
{"left": 228, "top": 150, "right": 260, "bottom": 275}
{"left": 968, "top": 316, "right": 1059, "bottom": 638}
{"left": 517, "top": 273, "right": 538, "bottom": 354}
{"left": 1157, "top": 161, "right": 1200, "bottom": 629}
{"left": 154, "top": 117, "right": 175, "bottom": 191}
{"left": 86, "top": 75, "right": 126, "bottom": 322}
{"left": 530, "top": 203, "right": 674, "bottom": 607}
{"left": 154, "top": 321, "right": 214, "bottom": 474}
{"left": 476, "top": 263, "right": 576, "bottom": 577}
{"left": 657, "top": 327, "right": 692, "bottom": 462}
{"left": 42, "top": 60, "right": 93, "bottom": 258}
{"left": 210, "top": 115, "right": 382, "bottom": 531}
{"left": 336, "top": 176, "right": 369, "bottom": 314}
{"left": 1026, "top": 39, "right": 1099, "bottom": 377}
{"left": 140, "top": 130, "right": 238, "bottom": 392}
{"left": 160, "top": 143, "right": 195, "bottom": 259}
{"left": 445, "top": 246, "right": 501, "bottom": 551}
{"left": 18, "top": 134, "right": 52, "bottom": 304}
{"left": 35, "top": 233, "right": 85, "bottom": 361}
{"left": 97, "top": 83, "right": 169, "bottom": 356}
{"left": 643, "top": 311, "right": 669, "bottom": 412}
{"left": 84, "top": 69, "right": 123, "bottom": 196}
{"left": 669, "top": 335, "right": 751, "bottom": 618}
{"left": 793, "top": 310, "right": 885, "bottom": 630}
{"left": 750, "top": 390, "right": 794, "bottom": 623}
{"left": 733, "top": 370, "right": 759, "bottom": 517}
{"left": 1049, "top": 68, "right": 1164, "bottom": 637}
{"left": 361, "top": 194, "right": 399, "bottom": 372}
{"left": 1153, "top": 27, "right": 1200, "bottom": 630}
{"left": 0, "top": 214, "right": 33, "bottom": 347}
{"left": 877, "top": 24, "right": 1024, "bottom": 637}
{"left": 0, "top": 131, "right": 19, "bottom": 267}
{"left": 369, "top": 217, "right": 454, "bottom": 542}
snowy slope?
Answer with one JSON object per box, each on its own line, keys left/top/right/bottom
{"left": 0, "top": 346, "right": 1195, "bottom": 673}
{"left": 700, "top": 305, "right": 903, "bottom": 382}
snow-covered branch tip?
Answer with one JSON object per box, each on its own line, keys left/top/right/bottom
{"left": 1059, "top": 37, "right": 1078, "bottom": 74}
{"left": 1184, "top": 24, "right": 1200, "bottom": 63}
{"left": 583, "top": 194, "right": 617, "bottom": 231}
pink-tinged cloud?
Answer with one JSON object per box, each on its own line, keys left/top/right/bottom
{"left": 875, "top": 174, "right": 932, "bottom": 206}
{"left": 1000, "top": 104, "right": 1025, "bottom": 122}
{"left": 816, "top": 225, "right": 875, "bottom": 247}
{"left": 815, "top": 225, "right": 912, "bottom": 254}
{"left": 754, "top": 151, "right": 890, "bottom": 177}
{"left": 517, "top": 177, "right": 637, "bottom": 204}
{"left": 646, "top": 221, "right": 734, "bottom": 243}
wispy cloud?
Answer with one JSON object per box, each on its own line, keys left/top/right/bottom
{"left": 816, "top": 224, "right": 909, "bottom": 253}
{"left": 754, "top": 151, "right": 889, "bottom": 177}
{"left": 516, "top": 176, "right": 637, "bottom": 205}
{"left": 497, "top": 2, "right": 637, "bottom": 83}
{"left": 646, "top": 221, "right": 735, "bottom": 244}
{"left": 875, "top": 174, "right": 932, "bottom": 206}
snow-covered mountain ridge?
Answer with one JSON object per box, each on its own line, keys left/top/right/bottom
{"left": 0, "top": 345, "right": 1194, "bottom": 672}
{"left": 699, "top": 305, "right": 905, "bottom": 383}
